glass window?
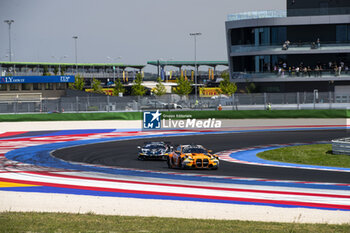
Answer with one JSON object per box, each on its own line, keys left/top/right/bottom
{"left": 336, "top": 25, "right": 347, "bottom": 43}
{"left": 0, "top": 84, "right": 7, "bottom": 91}
{"left": 21, "top": 83, "right": 31, "bottom": 91}
{"left": 45, "top": 83, "right": 54, "bottom": 90}
{"left": 271, "top": 27, "right": 287, "bottom": 45}
{"left": 176, "top": 146, "right": 181, "bottom": 152}
{"left": 33, "top": 83, "right": 42, "bottom": 90}
{"left": 255, "top": 27, "right": 271, "bottom": 46}
{"left": 9, "top": 84, "right": 19, "bottom": 91}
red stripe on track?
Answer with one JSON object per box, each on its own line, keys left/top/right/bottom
{"left": 0, "top": 176, "right": 349, "bottom": 210}
{"left": 21, "top": 171, "right": 350, "bottom": 199}
{"left": 0, "top": 131, "right": 28, "bottom": 138}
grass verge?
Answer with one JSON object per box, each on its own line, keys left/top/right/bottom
{"left": 0, "top": 109, "right": 348, "bottom": 122}
{"left": 0, "top": 212, "right": 349, "bottom": 233}
{"left": 257, "top": 144, "right": 350, "bottom": 168}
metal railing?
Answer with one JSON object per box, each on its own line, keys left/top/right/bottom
{"left": 0, "top": 91, "right": 349, "bottom": 114}
{"left": 231, "top": 42, "right": 350, "bottom": 54}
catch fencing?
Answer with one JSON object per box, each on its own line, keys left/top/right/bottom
{"left": 0, "top": 91, "right": 349, "bottom": 114}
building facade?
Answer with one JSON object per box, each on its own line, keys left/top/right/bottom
{"left": 226, "top": 0, "right": 350, "bottom": 94}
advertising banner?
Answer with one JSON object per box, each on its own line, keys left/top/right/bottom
{"left": 0, "top": 75, "right": 75, "bottom": 84}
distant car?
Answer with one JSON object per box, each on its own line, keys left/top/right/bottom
{"left": 210, "top": 94, "right": 229, "bottom": 100}
{"left": 166, "top": 144, "right": 219, "bottom": 170}
{"left": 141, "top": 100, "right": 182, "bottom": 109}
{"left": 137, "top": 142, "right": 172, "bottom": 160}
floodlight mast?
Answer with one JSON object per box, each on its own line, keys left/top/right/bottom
{"left": 72, "top": 36, "right": 78, "bottom": 72}
{"left": 189, "top": 32, "right": 202, "bottom": 101}
{"left": 4, "top": 20, "right": 14, "bottom": 62}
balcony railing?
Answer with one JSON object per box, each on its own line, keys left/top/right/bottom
{"left": 227, "top": 7, "right": 350, "bottom": 22}
{"left": 227, "top": 10, "right": 286, "bottom": 21}
{"left": 231, "top": 41, "right": 350, "bottom": 55}
{"left": 231, "top": 70, "right": 350, "bottom": 80}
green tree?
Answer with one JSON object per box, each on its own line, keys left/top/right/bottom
{"left": 219, "top": 71, "right": 237, "bottom": 95}
{"left": 43, "top": 65, "right": 49, "bottom": 76}
{"left": 60, "top": 66, "right": 66, "bottom": 75}
{"left": 68, "top": 74, "right": 85, "bottom": 91}
{"left": 113, "top": 79, "right": 125, "bottom": 96}
{"left": 53, "top": 66, "right": 59, "bottom": 75}
{"left": 173, "top": 75, "right": 192, "bottom": 96}
{"left": 91, "top": 78, "right": 104, "bottom": 94}
{"left": 246, "top": 82, "right": 256, "bottom": 94}
{"left": 131, "top": 73, "right": 146, "bottom": 96}
{"left": 153, "top": 77, "right": 166, "bottom": 96}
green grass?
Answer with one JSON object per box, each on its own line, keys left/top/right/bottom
{"left": 0, "top": 212, "right": 349, "bottom": 233}
{"left": 0, "top": 109, "right": 349, "bottom": 122}
{"left": 258, "top": 144, "right": 350, "bottom": 168}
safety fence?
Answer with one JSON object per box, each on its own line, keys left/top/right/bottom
{"left": 0, "top": 91, "right": 349, "bottom": 114}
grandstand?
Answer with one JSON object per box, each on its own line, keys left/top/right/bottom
{"left": 225, "top": 0, "right": 350, "bottom": 97}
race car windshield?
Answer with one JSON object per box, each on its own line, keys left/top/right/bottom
{"left": 182, "top": 147, "right": 207, "bottom": 154}
{"left": 145, "top": 145, "right": 166, "bottom": 149}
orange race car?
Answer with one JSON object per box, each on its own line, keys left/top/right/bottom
{"left": 166, "top": 144, "right": 219, "bottom": 170}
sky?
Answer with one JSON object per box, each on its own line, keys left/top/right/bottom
{"left": 0, "top": 0, "right": 285, "bottom": 72}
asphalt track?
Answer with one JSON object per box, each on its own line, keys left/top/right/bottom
{"left": 53, "top": 129, "right": 350, "bottom": 183}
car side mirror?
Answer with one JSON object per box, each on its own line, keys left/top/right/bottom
{"left": 208, "top": 150, "right": 213, "bottom": 153}
{"left": 137, "top": 146, "right": 141, "bottom": 149}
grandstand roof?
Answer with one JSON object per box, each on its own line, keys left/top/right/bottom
{"left": 147, "top": 60, "right": 228, "bottom": 67}
{"left": 0, "top": 61, "right": 145, "bottom": 69}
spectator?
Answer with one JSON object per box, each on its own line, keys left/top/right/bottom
{"left": 307, "top": 66, "right": 312, "bottom": 77}
{"left": 316, "top": 38, "right": 321, "bottom": 48}
{"left": 282, "top": 40, "right": 290, "bottom": 50}
{"left": 266, "top": 103, "right": 272, "bottom": 110}
{"left": 283, "top": 62, "right": 287, "bottom": 70}
{"left": 315, "top": 65, "right": 320, "bottom": 77}
{"left": 334, "top": 66, "right": 339, "bottom": 76}
{"left": 303, "top": 67, "right": 308, "bottom": 77}
{"left": 328, "top": 61, "right": 333, "bottom": 70}
{"left": 311, "top": 42, "right": 317, "bottom": 49}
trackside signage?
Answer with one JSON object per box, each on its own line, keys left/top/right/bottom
{"left": 143, "top": 110, "right": 222, "bottom": 130}
{"left": 0, "top": 75, "right": 75, "bottom": 84}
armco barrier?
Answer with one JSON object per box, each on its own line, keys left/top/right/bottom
{"left": 332, "top": 138, "right": 350, "bottom": 155}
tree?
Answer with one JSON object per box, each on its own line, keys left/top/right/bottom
{"left": 43, "top": 65, "right": 50, "bottom": 76}
{"left": 246, "top": 82, "right": 256, "bottom": 94}
{"left": 68, "top": 74, "right": 85, "bottom": 91}
{"left": 173, "top": 75, "right": 192, "bottom": 96}
{"left": 113, "top": 79, "right": 125, "bottom": 96}
{"left": 60, "top": 66, "right": 66, "bottom": 75}
{"left": 219, "top": 71, "right": 237, "bottom": 95}
{"left": 131, "top": 73, "right": 146, "bottom": 96}
{"left": 153, "top": 77, "right": 166, "bottom": 96}
{"left": 91, "top": 78, "right": 104, "bottom": 94}
{"left": 53, "top": 66, "right": 59, "bottom": 75}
